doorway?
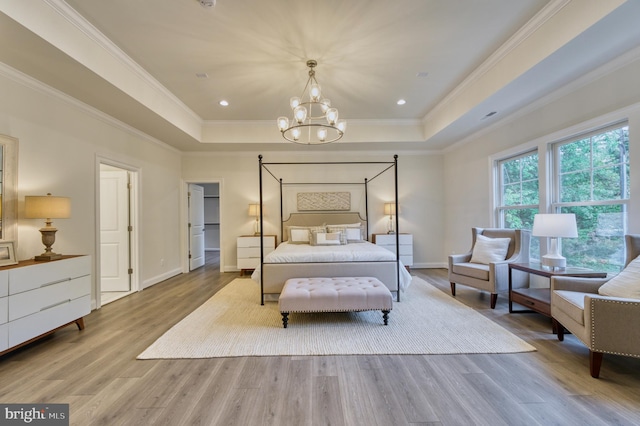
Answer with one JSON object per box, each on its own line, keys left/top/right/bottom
{"left": 99, "top": 162, "right": 139, "bottom": 306}
{"left": 185, "top": 181, "right": 222, "bottom": 272}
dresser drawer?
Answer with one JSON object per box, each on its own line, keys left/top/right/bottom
{"left": 9, "top": 275, "right": 90, "bottom": 322}
{"left": 9, "top": 256, "right": 91, "bottom": 295}
{"left": 0, "top": 270, "right": 7, "bottom": 297}
{"left": 0, "top": 323, "right": 7, "bottom": 352}
{"left": 8, "top": 295, "right": 90, "bottom": 347}
{"left": 0, "top": 297, "right": 7, "bottom": 325}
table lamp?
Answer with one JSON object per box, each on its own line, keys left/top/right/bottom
{"left": 248, "top": 203, "right": 260, "bottom": 235}
{"left": 25, "top": 193, "right": 71, "bottom": 261}
{"left": 384, "top": 203, "right": 396, "bottom": 234}
{"left": 532, "top": 213, "right": 578, "bottom": 269}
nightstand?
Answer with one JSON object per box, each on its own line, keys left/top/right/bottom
{"left": 372, "top": 233, "right": 413, "bottom": 271}
{"left": 237, "top": 235, "right": 276, "bottom": 275}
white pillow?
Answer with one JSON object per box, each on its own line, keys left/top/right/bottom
{"left": 287, "top": 226, "right": 325, "bottom": 244}
{"left": 289, "top": 228, "right": 311, "bottom": 244}
{"left": 598, "top": 255, "right": 640, "bottom": 299}
{"left": 470, "top": 234, "right": 511, "bottom": 264}
{"left": 345, "top": 227, "right": 365, "bottom": 243}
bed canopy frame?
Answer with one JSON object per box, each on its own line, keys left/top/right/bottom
{"left": 256, "top": 155, "right": 401, "bottom": 304}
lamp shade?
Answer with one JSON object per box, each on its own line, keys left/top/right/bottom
{"left": 248, "top": 203, "right": 260, "bottom": 217}
{"left": 384, "top": 203, "right": 396, "bottom": 216}
{"left": 25, "top": 194, "right": 71, "bottom": 219}
{"left": 532, "top": 213, "right": 578, "bottom": 238}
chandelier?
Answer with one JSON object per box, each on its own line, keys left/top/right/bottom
{"left": 277, "top": 60, "right": 346, "bottom": 144}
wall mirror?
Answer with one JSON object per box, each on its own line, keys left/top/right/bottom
{"left": 0, "top": 134, "right": 18, "bottom": 243}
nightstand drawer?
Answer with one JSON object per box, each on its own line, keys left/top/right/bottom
{"left": 237, "top": 236, "right": 275, "bottom": 248}
{"left": 238, "top": 247, "right": 262, "bottom": 259}
{"left": 373, "top": 234, "right": 412, "bottom": 245}
{"left": 238, "top": 258, "right": 260, "bottom": 270}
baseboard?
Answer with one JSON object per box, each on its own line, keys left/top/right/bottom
{"left": 412, "top": 262, "right": 448, "bottom": 269}
{"left": 142, "top": 267, "right": 183, "bottom": 289}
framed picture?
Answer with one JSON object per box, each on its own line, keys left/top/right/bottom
{"left": 0, "top": 241, "right": 17, "bottom": 267}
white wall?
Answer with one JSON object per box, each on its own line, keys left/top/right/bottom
{"left": 443, "top": 52, "right": 640, "bottom": 258}
{"left": 182, "top": 151, "right": 445, "bottom": 272}
{"left": 0, "top": 68, "right": 183, "bottom": 306}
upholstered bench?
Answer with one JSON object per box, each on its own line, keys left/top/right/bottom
{"left": 278, "top": 277, "right": 393, "bottom": 328}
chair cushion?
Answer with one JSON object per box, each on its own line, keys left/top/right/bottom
{"left": 452, "top": 262, "right": 490, "bottom": 281}
{"left": 598, "top": 254, "right": 640, "bottom": 299}
{"left": 470, "top": 234, "right": 511, "bottom": 264}
{"left": 553, "top": 290, "right": 587, "bottom": 326}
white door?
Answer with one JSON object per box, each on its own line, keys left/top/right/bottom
{"left": 100, "top": 169, "right": 131, "bottom": 291}
{"left": 189, "top": 184, "right": 205, "bottom": 270}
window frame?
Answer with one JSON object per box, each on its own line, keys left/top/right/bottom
{"left": 495, "top": 149, "right": 539, "bottom": 228}
{"left": 549, "top": 122, "right": 629, "bottom": 271}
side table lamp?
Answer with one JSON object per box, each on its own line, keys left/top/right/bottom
{"left": 248, "top": 203, "right": 260, "bottom": 235}
{"left": 384, "top": 202, "right": 396, "bottom": 234}
{"left": 532, "top": 213, "right": 578, "bottom": 269}
{"left": 25, "top": 193, "right": 71, "bottom": 261}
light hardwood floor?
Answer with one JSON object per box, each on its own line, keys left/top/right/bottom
{"left": 1, "top": 253, "right": 639, "bottom": 425}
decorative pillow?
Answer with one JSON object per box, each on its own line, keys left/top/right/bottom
{"left": 598, "top": 255, "right": 640, "bottom": 299}
{"left": 327, "top": 223, "right": 364, "bottom": 243}
{"left": 287, "top": 226, "right": 325, "bottom": 244}
{"left": 310, "top": 230, "right": 343, "bottom": 246}
{"left": 470, "top": 234, "right": 511, "bottom": 264}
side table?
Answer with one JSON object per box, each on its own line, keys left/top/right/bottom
{"left": 509, "top": 262, "right": 607, "bottom": 318}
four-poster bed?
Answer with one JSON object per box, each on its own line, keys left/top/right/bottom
{"left": 251, "top": 155, "right": 411, "bottom": 305}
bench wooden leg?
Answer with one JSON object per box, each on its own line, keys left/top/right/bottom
{"left": 281, "top": 312, "right": 289, "bottom": 328}
{"left": 382, "top": 310, "right": 390, "bottom": 325}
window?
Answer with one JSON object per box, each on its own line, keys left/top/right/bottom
{"left": 552, "top": 123, "right": 629, "bottom": 272}
{"left": 497, "top": 151, "right": 539, "bottom": 259}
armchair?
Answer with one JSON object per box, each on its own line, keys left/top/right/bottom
{"left": 551, "top": 234, "right": 640, "bottom": 378}
{"left": 448, "top": 228, "right": 530, "bottom": 309}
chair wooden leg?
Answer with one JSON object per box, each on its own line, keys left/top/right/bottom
{"left": 590, "top": 351, "right": 603, "bottom": 378}
{"left": 553, "top": 319, "right": 564, "bottom": 341}
{"left": 450, "top": 282, "right": 456, "bottom": 296}
{"left": 490, "top": 293, "right": 497, "bottom": 309}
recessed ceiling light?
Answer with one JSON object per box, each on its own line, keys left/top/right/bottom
{"left": 219, "top": 100, "right": 229, "bottom": 106}
{"left": 397, "top": 99, "right": 406, "bottom": 105}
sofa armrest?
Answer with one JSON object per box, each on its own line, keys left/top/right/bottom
{"left": 586, "top": 295, "right": 640, "bottom": 356}
{"left": 551, "top": 276, "right": 609, "bottom": 293}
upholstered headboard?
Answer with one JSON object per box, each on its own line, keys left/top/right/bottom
{"left": 282, "top": 212, "right": 367, "bottom": 241}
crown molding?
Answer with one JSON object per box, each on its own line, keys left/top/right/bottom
{"left": 44, "top": 0, "right": 202, "bottom": 125}
{"left": 423, "top": 0, "right": 571, "bottom": 125}
{"left": 0, "top": 61, "right": 181, "bottom": 154}
{"left": 444, "top": 43, "right": 640, "bottom": 154}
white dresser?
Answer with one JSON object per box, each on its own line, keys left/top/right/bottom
{"left": 372, "top": 233, "right": 413, "bottom": 270}
{"left": 0, "top": 255, "right": 91, "bottom": 355}
{"left": 237, "top": 235, "right": 276, "bottom": 275}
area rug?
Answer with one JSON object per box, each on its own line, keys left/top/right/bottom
{"left": 137, "top": 277, "right": 535, "bottom": 359}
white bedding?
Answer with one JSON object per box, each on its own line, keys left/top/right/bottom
{"left": 251, "top": 241, "right": 412, "bottom": 290}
